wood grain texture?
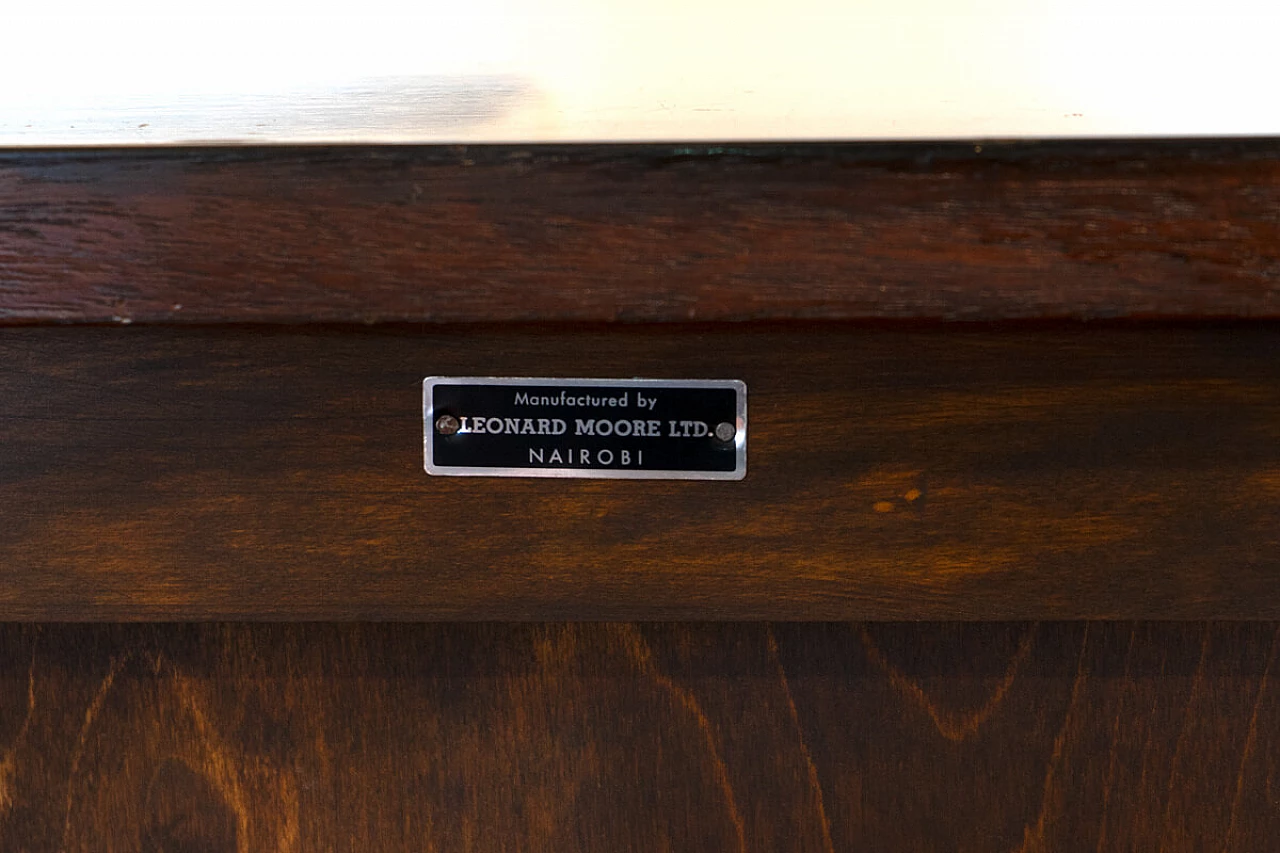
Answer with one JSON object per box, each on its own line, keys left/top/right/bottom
{"left": 4, "top": 140, "right": 1280, "bottom": 325}
{"left": 0, "top": 622, "right": 1275, "bottom": 851}
{"left": 3, "top": 323, "right": 1279, "bottom": 620}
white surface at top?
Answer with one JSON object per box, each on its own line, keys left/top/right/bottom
{"left": 2, "top": 0, "right": 1277, "bottom": 144}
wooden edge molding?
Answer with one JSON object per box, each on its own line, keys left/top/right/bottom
{"left": 3, "top": 139, "right": 1280, "bottom": 325}
{"left": 2, "top": 322, "right": 1278, "bottom": 621}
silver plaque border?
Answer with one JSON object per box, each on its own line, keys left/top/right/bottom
{"left": 423, "top": 377, "right": 747, "bottom": 481}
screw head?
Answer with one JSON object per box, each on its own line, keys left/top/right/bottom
{"left": 435, "top": 414, "right": 460, "bottom": 435}
{"left": 714, "top": 421, "right": 737, "bottom": 442}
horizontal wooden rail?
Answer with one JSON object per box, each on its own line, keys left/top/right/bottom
{"left": 3, "top": 139, "right": 1280, "bottom": 325}
{"left": 2, "top": 322, "right": 1277, "bottom": 620}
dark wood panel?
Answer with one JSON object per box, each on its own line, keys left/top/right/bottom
{"left": 3, "top": 323, "right": 1279, "bottom": 620}
{"left": 0, "top": 622, "right": 1275, "bottom": 850}
{"left": 4, "top": 140, "right": 1280, "bottom": 325}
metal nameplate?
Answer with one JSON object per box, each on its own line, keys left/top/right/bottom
{"left": 423, "top": 378, "right": 746, "bottom": 480}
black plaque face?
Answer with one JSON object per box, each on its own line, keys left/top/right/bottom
{"left": 423, "top": 378, "right": 746, "bottom": 480}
